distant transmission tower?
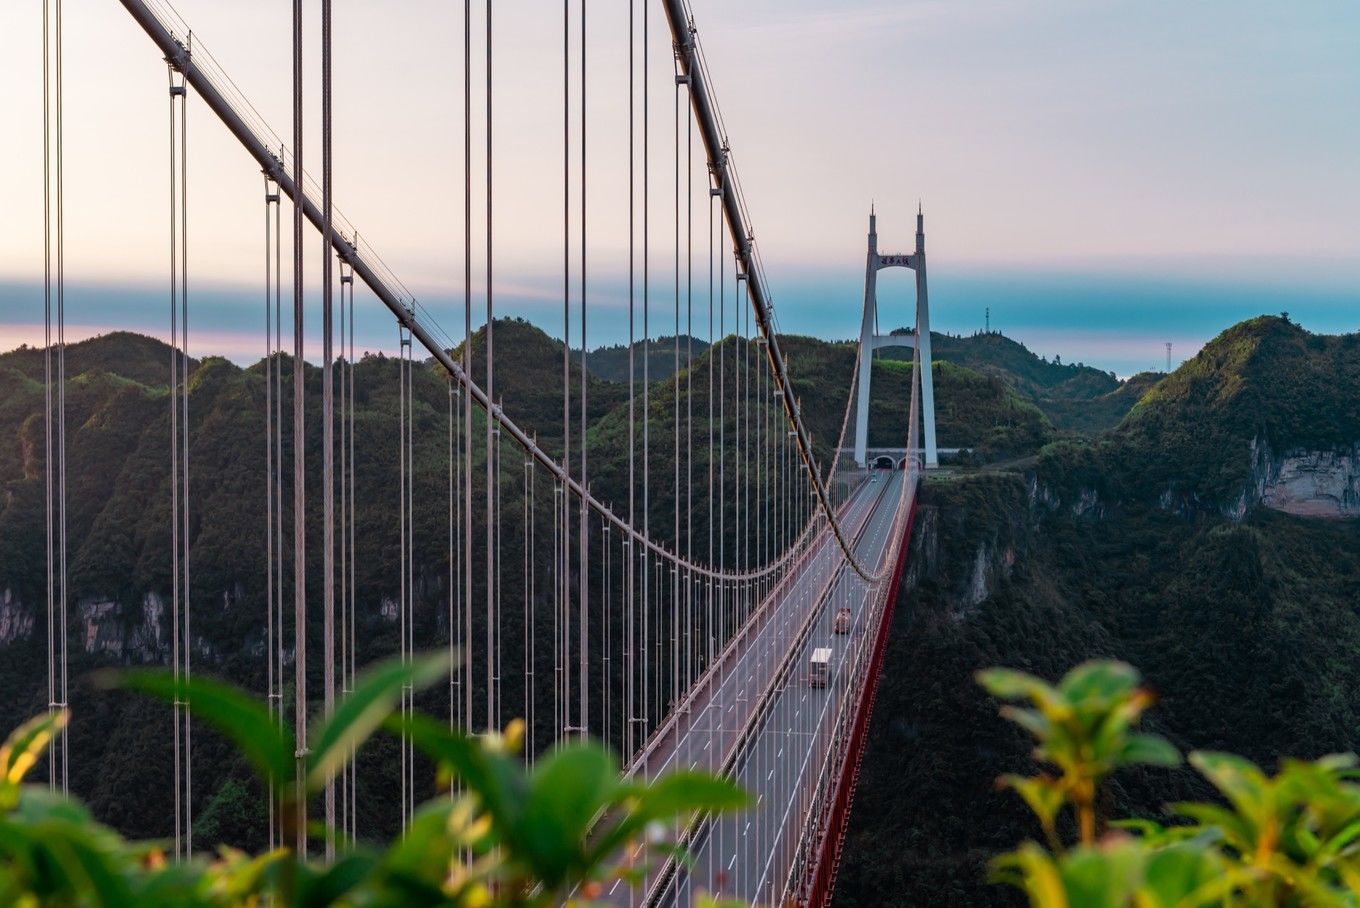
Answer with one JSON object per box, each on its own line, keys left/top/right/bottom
{"left": 1165, "top": 342, "right": 1172, "bottom": 372}
{"left": 985, "top": 306, "right": 990, "bottom": 334}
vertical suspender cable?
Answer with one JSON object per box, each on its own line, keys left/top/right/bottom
{"left": 346, "top": 266, "right": 356, "bottom": 840}
{"left": 263, "top": 177, "right": 274, "bottom": 850}
{"left": 671, "top": 57, "right": 680, "bottom": 716}
{"left": 55, "top": 0, "right": 69, "bottom": 798}
{"left": 398, "top": 326, "right": 409, "bottom": 828}
{"left": 41, "top": 0, "right": 68, "bottom": 797}
{"left": 462, "top": 0, "right": 474, "bottom": 739}
{"left": 290, "top": 0, "right": 308, "bottom": 855}
{"left": 179, "top": 54, "right": 192, "bottom": 856}
{"left": 523, "top": 448, "right": 533, "bottom": 758}
{"left": 263, "top": 175, "right": 280, "bottom": 850}
{"left": 685, "top": 73, "right": 693, "bottom": 692}
{"left": 495, "top": 411, "right": 503, "bottom": 730}
{"left": 320, "top": 0, "right": 336, "bottom": 859}
{"left": 625, "top": 0, "right": 635, "bottom": 764}
{"left": 707, "top": 170, "right": 715, "bottom": 670}
{"left": 642, "top": 0, "right": 651, "bottom": 735}
{"left": 484, "top": 0, "right": 495, "bottom": 734}
{"left": 454, "top": 372, "right": 459, "bottom": 739}
{"left": 274, "top": 176, "right": 286, "bottom": 842}
{"left": 42, "top": 0, "right": 53, "bottom": 792}
{"left": 578, "top": 0, "right": 589, "bottom": 741}
{"left": 404, "top": 408, "right": 412, "bottom": 809}
{"left": 340, "top": 260, "right": 356, "bottom": 837}
{"left": 167, "top": 77, "right": 178, "bottom": 855}
{"left": 409, "top": 331, "right": 416, "bottom": 818}
{"left": 553, "top": 480, "right": 561, "bottom": 738}
{"left": 166, "top": 63, "right": 183, "bottom": 858}
{"left": 560, "top": 0, "right": 571, "bottom": 740}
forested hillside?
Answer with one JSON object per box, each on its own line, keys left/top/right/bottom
{"left": 883, "top": 328, "right": 1153, "bottom": 436}
{"left": 0, "top": 321, "right": 955, "bottom": 851}
{"left": 836, "top": 317, "right": 1360, "bottom": 905}
{"left": 9, "top": 315, "right": 1342, "bottom": 897}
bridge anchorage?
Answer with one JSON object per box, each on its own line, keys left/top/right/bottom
{"left": 853, "top": 205, "right": 939, "bottom": 469}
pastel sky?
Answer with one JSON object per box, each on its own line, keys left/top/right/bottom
{"left": 1, "top": 0, "right": 1357, "bottom": 377}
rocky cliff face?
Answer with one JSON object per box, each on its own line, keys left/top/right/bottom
{"left": 1254, "top": 440, "right": 1360, "bottom": 519}
{"left": 0, "top": 588, "right": 33, "bottom": 644}
{"left": 5, "top": 588, "right": 190, "bottom": 663}
{"left": 901, "top": 476, "right": 1028, "bottom": 620}
{"left": 75, "top": 593, "right": 169, "bottom": 662}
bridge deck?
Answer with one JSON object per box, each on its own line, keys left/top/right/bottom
{"left": 607, "top": 471, "right": 905, "bottom": 905}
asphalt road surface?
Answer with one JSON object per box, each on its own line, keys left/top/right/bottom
{"left": 605, "top": 470, "right": 907, "bottom": 906}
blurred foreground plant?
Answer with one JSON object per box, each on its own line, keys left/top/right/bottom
{"left": 0, "top": 653, "right": 745, "bottom": 906}
{"left": 981, "top": 659, "right": 1360, "bottom": 906}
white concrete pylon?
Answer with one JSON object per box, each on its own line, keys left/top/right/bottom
{"left": 852, "top": 205, "right": 938, "bottom": 468}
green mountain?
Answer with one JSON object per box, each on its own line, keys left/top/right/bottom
{"left": 1039, "top": 370, "right": 1162, "bottom": 435}
{"left": 835, "top": 317, "right": 1360, "bottom": 906}
{"left": 1037, "top": 316, "right": 1360, "bottom": 515}
{"left": 0, "top": 322, "right": 867, "bottom": 849}
{"left": 582, "top": 334, "right": 711, "bottom": 383}
{"left": 9, "top": 313, "right": 1347, "bottom": 895}
{"left": 881, "top": 328, "right": 1155, "bottom": 437}
{"left": 923, "top": 330, "right": 1119, "bottom": 401}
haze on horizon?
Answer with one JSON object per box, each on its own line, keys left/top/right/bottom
{"left": 1, "top": 0, "right": 1356, "bottom": 377}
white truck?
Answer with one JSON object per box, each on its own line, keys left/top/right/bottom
{"left": 809, "top": 647, "right": 832, "bottom": 688}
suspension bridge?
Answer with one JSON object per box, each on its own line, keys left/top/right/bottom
{"left": 22, "top": 0, "right": 932, "bottom": 903}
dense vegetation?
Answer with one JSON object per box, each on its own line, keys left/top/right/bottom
{"left": 0, "top": 655, "right": 744, "bottom": 906}
{"left": 881, "top": 329, "right": 1141, "bottom": 436}
{"left": 0, "top": 320, "right": 948, "bottom": 853}
{"left": 836, "top": 317, "right": 1360, "bottom": 905}
{"left": 583, "top": 334, "right": 711, "bottom": 383}
{"left": 1038, "top": 371, "right": 1162, "bottom": 436}
{"left": 982, "top": 660, "right": 1360, "bottom": 906}
{"left": 0, "top": 322, "right": 808, "bottom": 850}
{"left": 8, "top": 312, "right": 1352, "bottom": 904}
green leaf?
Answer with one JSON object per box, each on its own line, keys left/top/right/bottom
{"left": 1141, "top": 842, "right": 1226, "bottom": 908}
{"left": 516, "top": 744, "right": 619, "bottom": 884}
{"left": 999, "top": 774, "right": 1066, "bottom": 830}
{"left": 307, "top": 652, "right": 452, "bottom": 792}
{"left": 1118, "top": 733, "right": 1181, "bottom": 768}
{"left": 116, "top": 671, "right": 293, "bottom": 793}
{"left": 998, "top": 706, "right": 1051, "bottom": 742}
{"left": 298, "top": 850, "right": 379, "bottom": 908}
{"left": 1058, "top": 660, "right": 1140, "bottom": 705}
{"left": 589, "top": 771, "right": 747, "bottom": 874}
{"left": 0, "top": 711, "right": 68, "bottom": 810}
{"left": 989, "top": 842, "right": 1069, "bottom": 907}
{"left": 1057, "top": 842, "right": 1143, "bottom": 908}
{"left": 395, "top": 713, "right": 528, "bottom": 833}
{"left": 976, "top": 668, "right": 1056, "bottom": 703}
{"left": 628, "top": 771, "right": 748, "bottom": 820}
{"left": 1188, "top": 751, "right": 1271, "bottom": 821}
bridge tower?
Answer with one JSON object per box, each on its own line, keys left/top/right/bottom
{"left": 853, "top": 205, "right": 938, "bottom": 467}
